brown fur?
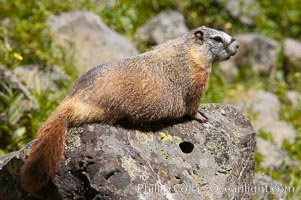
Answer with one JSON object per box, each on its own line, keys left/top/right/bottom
{"left": 21, "top": 109, "right": 66, "bottom": 192}
{"left": 20, "top": 99, "right": 104, "bottom": 192}
{"left": 20, "top": 27, "right": 238, "bottom": 192}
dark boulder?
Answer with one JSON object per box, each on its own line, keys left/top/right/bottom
{"left": 0, "top": 104, "right": 256, "bottom": 200}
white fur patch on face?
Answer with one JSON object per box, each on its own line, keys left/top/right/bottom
{"left": 201, "top": 26, "right": 232, "bottom": 44}
{"left": 219, "top": 31, "right": 232, "bottom": 43}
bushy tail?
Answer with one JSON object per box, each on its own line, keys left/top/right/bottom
{"left": 20, "top": 111, "right": 66, "bottom": 193}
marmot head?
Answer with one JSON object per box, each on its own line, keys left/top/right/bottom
{"left": 186, "top": 26, "right": 239, "bottom": 63}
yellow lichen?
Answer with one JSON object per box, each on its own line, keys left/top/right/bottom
{"left": 65, "top": 129, "right": 81, "bottom": 151}
{"left": 160, "top": 169, "right": 167, "bottom": 176}
{"left": 136, "top": 130, "right": 153, "bottom": 144}
{"left": 121, "top": 156, "right": 150, "bottom": 181}
{"left": 65, "top": 157, "right": 71, "bottom": 165}
{"left": 173, "top": 136, "right": 183, "bottom": 143}
{"left": 158, "top": 132, "right": 173, "bottom": 142}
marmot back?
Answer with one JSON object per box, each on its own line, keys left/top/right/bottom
{"left": 20, "top": 26, "right": 239, "bottom": 192}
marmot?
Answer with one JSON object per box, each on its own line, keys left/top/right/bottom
{"left": 20, "top": 26, "right": 239, "bottom": 192}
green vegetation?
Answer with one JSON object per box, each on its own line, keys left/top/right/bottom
{"left": 0, "top": 0, "right": 300, "bottom": 198}
{"left": 0, "top": 83, "right": 28, "bottom": 154}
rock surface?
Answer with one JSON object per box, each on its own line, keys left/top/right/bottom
{"left": 286, "top": 90, "right": 301, "bottom": 108}
{"left": 254, "top": 120, "right": 297, "bottom": 147}
{"left": 135, "top": 10, "right": 189, "bottom": 45}
{"left": 0, "top": 104, "right": 256, "bottom": 200}
{"left": 254, "top": 173, "right": 287, "bottom": 200}
{"left": 256, "top": 137, "right": 287, "bottom": 169}
{"left": 235, "top": 90, "right": 280, "bottom": 121}
{"left": 233, "top": 90, "right": 297, "bottom": 146}
{"left": 13, "top": 65, "right": 70, "bottom": 94}
{"left": 220, "top": 34, "right": 280, "bottom": 80}
{"left": 284, "top": 38, "right": 301, "bottom": 71}
{"left": 218, "top": 61, "right": 239, "bottom": 82}
{"left": 94, "top": 0, "right": 116, "bottom": 7}
{"left": 0, "top": 65, "right": 38, "bottom": 113}
{"left": 217, "top": 0, "right": 260, "bottom": 25}
{"left": 47, "top": 11, "right": 138, "bottom": 73}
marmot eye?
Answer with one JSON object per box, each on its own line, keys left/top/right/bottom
{"left": 213, "top": 36, "right": 223, "bottom": 42}
{"left": 194, "top": 30, "right": 203, "bottom": 40}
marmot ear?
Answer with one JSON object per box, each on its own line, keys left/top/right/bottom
{"left": 194, "top": 30, "right": 204, "bottom": 41}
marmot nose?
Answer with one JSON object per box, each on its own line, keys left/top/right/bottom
{"left": 231, "top": 38, "right": 239, "bottom": 49}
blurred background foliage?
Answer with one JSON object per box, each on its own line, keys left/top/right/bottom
{"left": 0, "top": 0, "right": 300, "bottom": 198}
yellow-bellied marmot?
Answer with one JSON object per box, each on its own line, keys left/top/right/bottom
{"left": 21, "top": 26, "right": 239, "bottom": 192}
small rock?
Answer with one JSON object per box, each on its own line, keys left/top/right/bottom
{"left": 254, "top": 173, "right": 287, "bottom": 200}
{"left": 135, "top": 10, "right": 189, "bottom": 45}
{"left": 284, "top": 38, "right": 301, "bottom": 71}
{"left": 219, "top": 60, "right": 239, "bottom": 82}
{"left": 235, "top": 90, "right": 281, "bottom": 121}
{"left": 286, "top": 90, "right": 301, "bottom": 108}
{"left": 94, "top": 0, "right": 116, "bottom": 7}
{"left": 256, "top": 137, "right": 287, "bottom": 169}
{"left": 233, "top": 90, "right": 296, "bottom": 146}
{"left": 13, "top": 65, "right": 70, "bottom": 94}
{"left": 254, "top": 120, "right": 297, "bottom": 147}
{"left": 217, "top": 0, "right": 260, "bottom": 25}
{"left": 48, "top": 11, "right": 138, "bottom": 73}
{"left": 0, "top": 65, "right": 38, "bottom": 113}
{"left": 0, "top": 18, "right": 10, "bottom": 26}
{"left": 220, "top": 34, "right": 280, "bottom": 78}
